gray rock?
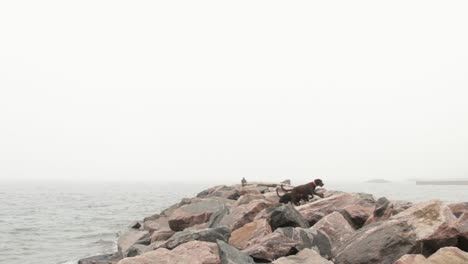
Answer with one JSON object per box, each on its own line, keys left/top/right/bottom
{"left": 78, "top": 253, "right": 121, "bottom": 264}
{"left": 129, "top": 221, "right": 142, "bottom": 229}
{"left": 216, "top": 239, "right": 256, "bottom": 264}
{"left": 334, "top": 200, "right": 459, "bottom": 264}
{"left": 310, "top": 211, "right": 354, "bottom": 253}
{"left": 260, "top": 204, "right": 309, "bottom": 230}
{"left": 158, "top": 226, "right": 231, "bottom": 250}
{"left": 127, "top": 244, "right": 147, "bottom": 257}
{"left": 217, "top": 200, "right": 269, "bottom": 231}
{"left": 275, "top": 227, "right": 332, "bottom": 259}
{"left": 117, "top": 230, "right": 150, "bottom": 258}
{"left": 241, "top": 232, "right": 298, "bottom": 262}
{"left": 168, "top": 198, "right": 226, "bottom": 231}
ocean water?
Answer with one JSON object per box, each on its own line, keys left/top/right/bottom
{"left": 0, "top": 180, "right": 467, "bottom": 264}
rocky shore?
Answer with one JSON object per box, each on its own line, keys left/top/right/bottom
{"left": 78, "top": 182, "right": 468, "bottom": 264}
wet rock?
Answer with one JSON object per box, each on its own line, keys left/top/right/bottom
{"left": 241, "top": 232, "right": 298, "bottom": 262}
{"left": 216, "top": 240, "right": 256, "bottom": 264}
{"left": 78, "top": 253, "right": 121, "bottom": 264}
{"left": 128, "top": 221, "right": 142, "bottom": 229}
{"left": 448, "top": 202, "right": 468, "bottom": 218}
{"left": 157, "top": 226, "right": 230, "bottom": 250}
{"left": 168, "top": 199, "right": 226, "bottom": 231}
{"left": 229, "top": 219, "right": 272, "bottom": 250}
{"left": 117, "top": 230, "right": 150, "bottom": 257}
{"left": 117, "top": 241, "right": 220, "bottom": 264}
{"left": 256, "top": 204, "right": 309, "bottom": 230}
{"left": 311, "top": 211, "right": 354, "bottom": 250}
{"left": 334, "top": 200, "right": 459, "bottom": 264}
{"left": 275, "top": 227, "right": 332, "bottom": 259}
{"left": 273, "top": 248, "right": 333, "bottom": 264}
{"left": 217, "top": 200, "right": 269, "bottom": 231}
{"left": 297, "top": 193, "right": 375, "bottom": 226}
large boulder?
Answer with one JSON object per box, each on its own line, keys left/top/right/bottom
{"left": 275, "top": 227, "right": 332, "bottom": 259}
{"left": 168, "top": 199, "right": 226, "bottom": 231}
{"left": 157, "top": 226, "right": 230, "bottom": 250}
{"left": 241, "top": 232, "right": 298, "bottom": 262}
{"left": 216, "top": 240, "right": 256, "bottom": 264}
{"left": 334, "top": 193, "right": 376, "bottom": 228}
{"left": 197, "top": 185, "right": 238, "bottom": 199}
{"left": 457, "top": 212, "right": 468, "bottom": 251}
{"left": 393, "top": 254, "right": 428, "bottom": 264}
{"left": 334, "top": 200, "right": 459, "bottom": 264}
{"left": 228, "top": 219, "right": 272, "bottom": 250}
{"left": 395, "top": 247, "right": 468, "bottom": 264}
{"left": 311, "top": 211, "right": 354, "bottom": 250}
{"left": 297, "top": 193, "right": 375, "bottom": 227}
{"left": 364, "top": 197, "right": 393, "bottom": 226}
{"left": 255, "top": 204, "right": 309, "bottom": 230}
{"left": 150, "top": 229, "right": 175, "bottom": 243}
{"left": 117, "top": 241, "right": 220, "bottom": 264}
{"left": 117, "top": 230, "right": 150, "bottom": 257}
{"left": 143, "top": 215, "right": 170, "bottom": 233}
{"left": 78, "top": 253, "right": 121, "bottom": 264}
{"left": 217, "top": 200, "right": 269, "bottom": 231}
{"left": 273, "top": 248, "right": 333, "bottom": 264}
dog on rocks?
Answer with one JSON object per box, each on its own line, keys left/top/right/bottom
{"left": 276, "top": 179, "right": 325, "bottom": 206}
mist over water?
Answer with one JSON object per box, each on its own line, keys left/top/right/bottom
{"left": 1, "top": 180, "right": 466, "bottom": 264}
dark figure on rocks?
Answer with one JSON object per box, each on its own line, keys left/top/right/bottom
{"left": 241, "top": 177, "right": 247, "bottom": 186}
{"left": 277, "top": 188, "right": 309, "bottom": 205}
{"left": 278, "top": 179, "right": 325, "bottom": 206}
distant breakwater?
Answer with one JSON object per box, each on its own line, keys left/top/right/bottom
{"left": 78, "top": 182, "right": 468, "bottom": 264}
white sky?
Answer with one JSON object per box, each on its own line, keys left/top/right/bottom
{"left": 1, "top": 1, "right": 467, "bottom": 182}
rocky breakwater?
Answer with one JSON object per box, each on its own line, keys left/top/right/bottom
{"left": 78, "top": 183, "right": 468, "bottom": 264}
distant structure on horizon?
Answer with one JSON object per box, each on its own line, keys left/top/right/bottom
{"left": 416, "top": 180, "right": 468, "bottom": 185}
{"left": 366, "top": 179, "right": 391, "bottom": 183}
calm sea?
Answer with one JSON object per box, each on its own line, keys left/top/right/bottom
{"left": 0, "top": 180, "right": 466, "bottom": 264}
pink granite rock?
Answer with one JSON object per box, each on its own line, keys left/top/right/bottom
{"left": 117, "top": 241, "right": 220, "bottom": 264}
{"left": 228, "top": 218, "right": 272, "bottom": 250}
{"left": 241, "top": 232, "right": 298, "bottom": 262}
{"left": 311, "top": 211, "right": 354, "bottom": 250}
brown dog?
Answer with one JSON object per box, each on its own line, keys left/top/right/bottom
{"left": 276, "top": 188, "right": 309, "bottom": 205}
{"left": 281, "top": 179, "right": 324, "bottom": 206}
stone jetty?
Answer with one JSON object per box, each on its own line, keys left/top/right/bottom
{"left": 78, "top": 182, "right": 468, "bottom": 264}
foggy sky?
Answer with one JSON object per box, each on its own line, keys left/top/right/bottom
{"left": 1, "top": 1, "right": 467, "bottom": 182}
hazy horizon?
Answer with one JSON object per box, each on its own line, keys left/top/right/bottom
{"left": 1, "top": 1, "right": 468, "bottom": 183}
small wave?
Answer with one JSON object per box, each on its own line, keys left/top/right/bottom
{"left": 73, "top": 232, "right": 115, "bottom": 240}
{"left": 56, "top": 260, "right": 77, "bottom": 264}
